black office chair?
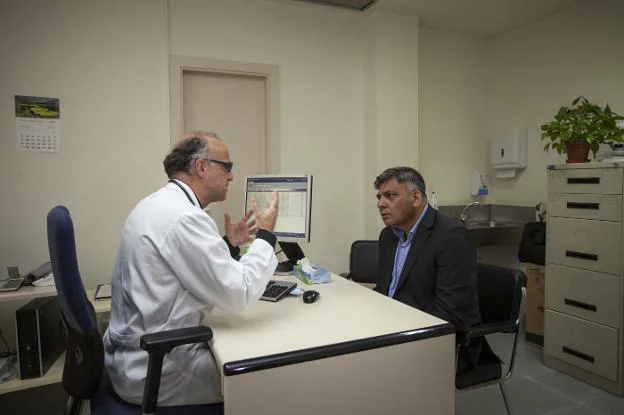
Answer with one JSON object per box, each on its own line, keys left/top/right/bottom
{"left": 455, "top": 263, "right": 527, "bottom": 415}
{"left": 341, "top": 240, "right": 379, "bottom": 284}
{"left": 46, "top": 206, "right": 220, "bottom": 415}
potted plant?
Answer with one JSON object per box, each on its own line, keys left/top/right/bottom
{"left": 540, "top": 96, "right": 624, "bottom": 163}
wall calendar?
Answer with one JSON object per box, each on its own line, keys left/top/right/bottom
{"left": 15, "top": 95, "right": 60, "bottom": 153}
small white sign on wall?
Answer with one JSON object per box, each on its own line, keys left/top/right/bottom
{"left": 15, "top": 95, "right": 60, "bottom": 153}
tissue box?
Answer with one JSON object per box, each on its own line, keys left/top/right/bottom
{"left": 294, "top": 264, "right": 332, "bottom": 285}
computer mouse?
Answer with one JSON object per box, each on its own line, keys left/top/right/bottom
{"left": 302, "top": 290, "right": 320, "bottom": 304}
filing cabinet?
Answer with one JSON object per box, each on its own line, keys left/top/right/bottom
{"left": 544, "top": 162, "right": 624, "bottom": 396}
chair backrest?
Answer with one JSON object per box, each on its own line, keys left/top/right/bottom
{"left": 47, "top": 205, "right": 103, "bottom": 399}
{"left": 477, "top": 263, "right": 527, "bottom": 325}
{"left": 349, "top": 240, "right": 379, "bottom": 283}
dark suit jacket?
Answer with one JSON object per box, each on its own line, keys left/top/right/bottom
{"left": 374, "top": 207, "right": 481, "bottom": 333}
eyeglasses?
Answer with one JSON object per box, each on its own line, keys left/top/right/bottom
{"left": 207, "top": 159, "right": 234, "bottom": 173}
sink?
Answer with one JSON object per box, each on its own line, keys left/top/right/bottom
{"left": 463, "top": 220, "right": 520, "bottom": 229}
{"left": 461, "top": 220, "right": 523, "bottom": 247}
{"left": 438, "top": 204, "right": 533, "bottom": 247}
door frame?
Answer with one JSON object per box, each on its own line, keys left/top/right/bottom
{"left": 169, "top": 55, "right": 280, "bottom": 173}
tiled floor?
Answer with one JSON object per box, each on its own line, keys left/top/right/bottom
{"left": 457, "top": 330, "right": 624, "bottom": 415}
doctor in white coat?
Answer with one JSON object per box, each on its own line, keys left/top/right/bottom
{"left": 103, "top": 131, "right": 280, "bottom": 409}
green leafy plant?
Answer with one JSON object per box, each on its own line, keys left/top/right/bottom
{"left": 540, "top": 96, "right": 624, "bottom": 157}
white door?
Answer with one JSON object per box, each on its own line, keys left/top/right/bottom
{"left": 182, "top": 70, "right": 268, "bottom": 233}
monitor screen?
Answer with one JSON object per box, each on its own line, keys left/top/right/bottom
{"left": 244, "top": 175, "right": 313, "bottom": 242}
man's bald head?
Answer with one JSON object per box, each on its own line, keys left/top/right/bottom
{"left": 163, "top": 131, "right": 221, "bottom": 179}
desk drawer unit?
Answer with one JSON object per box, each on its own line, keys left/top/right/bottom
{"left": 547, "top": 217, "right": 621, "bottom": 275}
{"left": 546, "top": 264, "right": 620, "bottom": 328}
{"left": 545, "top": 310, "right": 618, "bottom": 382}
{"left": 549, "top": 193, "right": 622, "bottom": 222}
{"left": 549, "top": 168, "right": 623, "bottom": 195}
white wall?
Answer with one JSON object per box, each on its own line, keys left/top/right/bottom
{"left": 0, "top": 0, "right": 170, "bottom": 286}
{"left": 0, "top": 0, "right": 424, "bottom": 284}
{"left": 364, "top": 10, "right": 420, "bottom": 238}
{"left": 419, "top": 27, "right": 486, "bottom": 205}
{"left": 169, "top": 0, "right": 421, "bottom": 269}
{"left": 485, "top": 0, "right": 624, "bottom": 205}
{"left": 168, "top": 0, "right": 366, "bottom": 272}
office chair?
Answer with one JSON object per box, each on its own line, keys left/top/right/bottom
{"left": 46, "top": 206, "right": 220, "bottom": 415}
{"left": 455, "top": 263, "right": 526, "bottom": 415}
{"left": 341, "top": 240, "right": 379, "bottom": 284}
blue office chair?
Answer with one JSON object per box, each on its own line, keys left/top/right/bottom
{"left": 47, "top": 205, "right": 222, "bottom": 415}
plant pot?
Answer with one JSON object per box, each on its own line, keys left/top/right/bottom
{"left": 565, "top": 141, "right": 590, "bottom": 163}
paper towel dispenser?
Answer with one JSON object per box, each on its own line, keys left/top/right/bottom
{"left": 490, "top": 127, "right": 527, "bottom": 178}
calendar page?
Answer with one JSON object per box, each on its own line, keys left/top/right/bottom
{"left": 15, "top": 95, "right": 60, "bottom": 153}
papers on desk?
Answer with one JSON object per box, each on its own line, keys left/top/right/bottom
{"left": 32, "top": 273, "right": 55, "bottom": 287}
{"left": 95, "top": 283, "right": 112, "bottom": 300}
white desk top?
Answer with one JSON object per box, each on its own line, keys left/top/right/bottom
{"left": 207, "top": 275, "right": 453, "bottom": 376}
{"left": 0, "top": 285, "right": 110, "bottom": 313}
{"left": 0, "top": 285, "right": 57, "bottom": 301}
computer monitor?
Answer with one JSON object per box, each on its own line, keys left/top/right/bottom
{"left": 244, "top": 174, "right": 313, "bottom": 243}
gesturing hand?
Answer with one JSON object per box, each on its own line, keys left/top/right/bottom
{"left": 224, "top": 210, "right": 256, "bottom": 247}
{"left": 252, "top": 192, "right": 280, "bottom": 232}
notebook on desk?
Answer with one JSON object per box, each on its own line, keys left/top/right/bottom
{"left": 94, "top": 283, "right": 112, "bottom": 300}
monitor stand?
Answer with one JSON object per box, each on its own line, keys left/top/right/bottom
{"left": 275, "top": 242, "right": 306, "bottom": 274}
{"left": 275, "top": 259, "right": 297, "bottom": 274}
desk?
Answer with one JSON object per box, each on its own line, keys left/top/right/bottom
{"left": 0, "top": 286, "right": 110, "bottom": 395}
{"left": 208, "top": 274, "right": 456, "bottom": 415}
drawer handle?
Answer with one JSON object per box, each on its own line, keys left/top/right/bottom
{"left": 566, "top": 202, "right": 600, "bottom": 210}
{"left": 564, "top": 298, "right": 597, "bottom": 312}
{"left": 562, "top": 346, "right": 595, "bottom": 363}
{"left": 565, "top": 250, "right": 598, "bottom": 261}
{"left": 567, "top": 177, "right": 600, "bottom": 184}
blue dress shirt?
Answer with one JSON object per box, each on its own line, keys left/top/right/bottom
{"left": 388, "top": 205, "right": 429, "bottom": 298}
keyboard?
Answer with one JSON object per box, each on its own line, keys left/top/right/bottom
{"left": 260, "top": 280, "right": 297, "bottom": 302}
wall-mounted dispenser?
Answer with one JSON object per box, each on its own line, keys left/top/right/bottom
{"left": 471, "top": 171, "right": 489, "bottom": 196}
{"left": 490, "top": 127, "right": 527, "bottom": 178}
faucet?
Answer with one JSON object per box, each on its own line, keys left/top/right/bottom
{"left": 460, "top": 201, "right": 482, "bottom": 222}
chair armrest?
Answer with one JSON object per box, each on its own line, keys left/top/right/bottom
{"left": 140, "top": 326, "right": 213, "bottom": 354}
{"left": 139, "top": 326, "right": 213, "bottom": 414}
{"left": 459, "top": 322, "right": 518, "bottom": 346}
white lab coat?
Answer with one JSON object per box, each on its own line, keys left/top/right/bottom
{"left": 103, "top": 180, "right": 277, "bottom": 406}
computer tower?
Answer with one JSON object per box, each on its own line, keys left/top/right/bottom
{"left": 15, "top": 296, "right": 64, "bottom": 379}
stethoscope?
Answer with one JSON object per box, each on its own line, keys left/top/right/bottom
{"left": 168, "top": 179, "right": 201, "bottom": 208}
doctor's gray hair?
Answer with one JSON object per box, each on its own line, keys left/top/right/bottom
{"left": 163, "top": 131, "right": 221, "bottom": 178}
{"left": 374, "top": 166, "right": 427, "bottom": 198}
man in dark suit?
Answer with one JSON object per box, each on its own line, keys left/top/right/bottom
{"left": 373, "top": 167, "right": 481, "bottom": 371}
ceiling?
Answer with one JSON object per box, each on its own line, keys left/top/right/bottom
{"left": 371, "top": 0, "right": 586, "bottom": 38}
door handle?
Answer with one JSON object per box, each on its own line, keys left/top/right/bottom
{"left": 565, "top": 250, "right": 598, "bottom": 261}
{"left": 567, "top": 177, "right": 600, "bottom": 184}
{"left": 562, "top": 346, "right": 595, "bottom": 363}
{"left": 566, "top": 202, "right": 599, "bottom": 210}
{"left": 564, "top": 298, "right": 597, "bottom": 312}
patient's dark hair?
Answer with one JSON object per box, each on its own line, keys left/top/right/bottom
{"left": 374, "top": 167, "right": 427, "bottom": 198}
{"left": 163, "top": 131, "right": 220, "bottom": 178}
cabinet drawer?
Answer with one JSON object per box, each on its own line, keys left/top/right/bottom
{"left": 549, "top": 168, "right": 622, "bottom": 194}
{"left": 545, "top": 310, "right": 618, "bottom": 381}
{"left": 546, "top": 264, "right": 620, "bottom": 328}
{"left": 547, "top": 217, "right": 621, "bottom": 275}
{"left": 549, "top": 193, "right": 622, "bottom": 221}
